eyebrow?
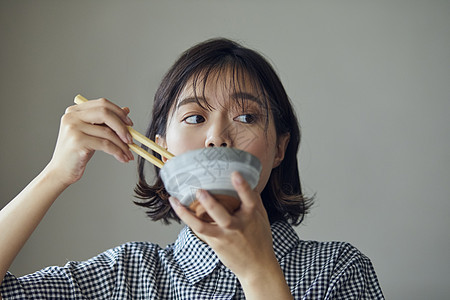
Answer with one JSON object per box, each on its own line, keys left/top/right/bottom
{"left": 176, "top": 92, "right": 262, "bottom": 109}
{"left": 231, "top": 92, "right": 262, "bottom": 104}
{"left": 176, "top": 97, "right": 207, "bottom": 109}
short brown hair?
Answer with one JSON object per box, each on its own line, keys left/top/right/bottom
{"left": 134, "top": 38, "right": 312, "bottom": 225}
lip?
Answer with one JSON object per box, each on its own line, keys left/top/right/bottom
{"left": 160, "top": 147, "right": 262, "bottom": 207}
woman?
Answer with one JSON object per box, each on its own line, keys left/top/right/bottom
{"left": 0, "top": 38, "right": 384, "bottom": 299}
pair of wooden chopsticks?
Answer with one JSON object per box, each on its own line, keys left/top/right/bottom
{"left": 74, "top": 94, "right": 174, "bottom": 168}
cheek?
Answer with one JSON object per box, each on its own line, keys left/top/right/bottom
{"left": 243, "top": 144, "right": 278, "bottom": 194}
{"left": 253, "top": 165, "right": 271, "bottom": 193}
{"left": 242, "top": 128, "right": 277, "bottom": 163}
{"left": 257, "top": 152, "right": 277, "bottom": 192}
{"left": 166, "top": 127, "right": 203, "bottom": 156}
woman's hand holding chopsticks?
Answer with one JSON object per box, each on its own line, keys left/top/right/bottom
{"left": 0, "top": 97, "right": 134, "bottom": 284}
{"left": 47, "top": 97, "right": 135, "bottom": 186}
{"left": 0, "top": 97, "right": 135, "bottom": 284}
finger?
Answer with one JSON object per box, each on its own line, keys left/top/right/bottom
{"left": 73, "top": 98, "right": 133, "bottom": 126}
{"left": 96, "top": 98, "right": 133, "bottom": 126}
{"left": 74, "top": 106, "right": 133, "bottom": 145}
{"left": 78, "top": 122, "right": 134, "bottom": 161}
{"left": 197, "top": 190, "right": 236, "bottom": 229}
{"left": 169, "top": 197, "right": 219, "bottom": 236}
{"left": 79, "top": 134, "right": 132, "bottom": 163}
{"left": 122, "top": 107, "right": 130, "bottom": 115}
{"left": 231, "top": 171, "right": 259, "bottom": 209}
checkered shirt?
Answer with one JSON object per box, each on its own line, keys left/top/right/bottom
{"left": 1, "top": 220, "right": 384, "bottom": 299}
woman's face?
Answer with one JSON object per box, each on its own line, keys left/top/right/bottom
{"left": 158, "top": 70, "right": 289, "bottom": 193}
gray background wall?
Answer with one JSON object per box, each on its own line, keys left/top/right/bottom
{"left": 1, "top": 1, "right": 449, "bottom": 298}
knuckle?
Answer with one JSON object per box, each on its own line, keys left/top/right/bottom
{"left": 64, "top": 105, "right": 76, "bottom": 114}
{"left": 98, "top": 106, "right": 109, "bottom": 116}
{"left": 100, "top": 126, "right": 114, "bottom": 137}
{"left": 237, "top": 184, "right": 251, "bottom": 197}
{"left": 221, "top": 218, "right": 234, "bottom": 229}
{"left": 61, "top": 111, "right": 73, "bottom": 123}
{"left": 201, "top": 198, "right": 214, "bottom": 211}
{"left": 194, "top": 223, "right": 208, "bottom": 234}
{"left": 61, "top": 117, "right": 78, "bottom": 133}
{"left": 64, "top": 122, "right": 78, "bottom": 133}
{"left": 97, "top": 107, "right": 113, "bottom": 121}
{"left": 246, "top": 201, "right": 257, "bottom": 211}
{"left": 241, "top": 183, "right": 252, "bottom": 193}
{"left": 101, "top": 139, "right": 114, "bottom": 149}
{"left": 98, "top": 97, "right": 113, "bottom": 108}
{"left": 97, "top": 97, "right": 109, "bottom": 104}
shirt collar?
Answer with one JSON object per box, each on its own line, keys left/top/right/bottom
{"left": 173, "top": 226, "right": 219, "bottom": 284}
{"left": 270, "top": 220, "right": 300, "bottom": 262}
{"left": 173, "top": 220, "right": 299, "bottom": 284}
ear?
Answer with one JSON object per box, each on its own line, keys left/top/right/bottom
{"left": 155, "top": 134, "right": 169, "bottom": 163}
{"left": 272, "top": 133, "right": 290, "bottom": 168}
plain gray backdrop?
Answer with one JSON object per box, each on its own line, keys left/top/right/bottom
{"left": 1, "top": 1, "right": 449, "bottom": 299}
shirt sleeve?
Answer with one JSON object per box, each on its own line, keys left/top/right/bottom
{"left": 326, "top": 243, "right": 384, "bottom": 299}
{"left": 0, "top": 246, "right": 126, "bottom": 299}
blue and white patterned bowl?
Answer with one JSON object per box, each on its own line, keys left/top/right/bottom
{"left": 160, "top": 147, "right": 261, "bottom": 209}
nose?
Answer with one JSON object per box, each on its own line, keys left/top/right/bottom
{"left": 205, "top": 121, "right": 232, "bottom": 148}
{"left": 207, "top": 139, "right": 228, "bottom": 147}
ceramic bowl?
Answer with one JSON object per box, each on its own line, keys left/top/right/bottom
{"left": 160, "top": 147, "right": 262, "bottom": 221}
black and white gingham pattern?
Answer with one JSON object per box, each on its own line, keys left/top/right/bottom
{"left": 0, "top": 221, "right": 384, "bottom": 299}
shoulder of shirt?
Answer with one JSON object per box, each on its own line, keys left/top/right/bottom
{"left": 295, "top": 239, "right": 373, "bottom": 264}
{"left": 271, "top": 221, "right": 373, "bottom": 266}
{"left": 73, "top": 241, "right": 175, "bottom": 267}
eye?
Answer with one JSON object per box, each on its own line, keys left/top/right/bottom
{"left": 234, "top": 114, "right": 257, "bottom": 124}
{"left": 183, "top": 115, "right": 205, "bottom": 124}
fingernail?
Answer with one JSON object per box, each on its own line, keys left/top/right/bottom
{"left": 117, "top": 154, "right": 127, "bottom": 163}
{"left": 232, "top": 171, "right": 243, "bottom": 185}
{"left": 126, "top": 116, "right": 133, "bottom": 126}
{"left": 127, "top": 133, "right": 133, "bottom": 144}
{"left": 127, "top": 150, "right": 134, "bottom": 160}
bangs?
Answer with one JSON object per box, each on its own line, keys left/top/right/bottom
{"left": 172, "top": 59, "right": 271, "bottom": 126}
